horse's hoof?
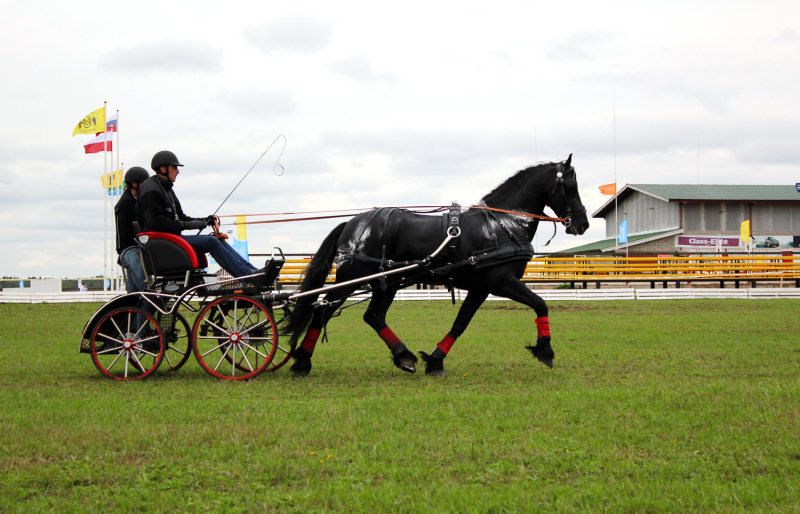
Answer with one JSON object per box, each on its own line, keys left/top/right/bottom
{"left": 392, "top": 347, "right": 418, "bottom": 374}
{"left": 419, "top": 351, "right": 445, "bottom": 376}
{"left": 292, "top": 368, "right": 310, "bottom": 377}
{"left": 525, "top": 344, "right": 554, "bottom": 369}
{"left": 290, "top": 349, "right": 312, "bottom": 377}
{"left": 396, "top": 358, "right": 417, "bottom": 373}
{"left": 290, "top": 361, "right": 311, "bottom": 377}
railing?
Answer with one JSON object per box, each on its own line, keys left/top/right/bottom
{"left": 274, "top": 254, "right": 800, "bottom": 288}
{"left": 5, "top": 287, "right": 800, "bottom": 304}
{"left": 522, "top": 254, "right": 800, "bottom": 287}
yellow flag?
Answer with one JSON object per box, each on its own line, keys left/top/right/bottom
{"left": 100, "top": 174, "right": 106, "bottom": 189}
{"left": 740, "top": 220, "right": 751, "bottom": 242}
{"left": 72, "top": 107, "right": 105, "bottom": 135}
{"left": 236, "top": 216, "right": 247, "bottom": 241}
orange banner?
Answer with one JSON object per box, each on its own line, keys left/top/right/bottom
{"left": 599, "top": 183, "right": 616, "bottom": 195}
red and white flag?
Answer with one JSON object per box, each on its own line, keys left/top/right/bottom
{"left": 103, "top": 112, "right": 118, "bottom": 133}
{"left": 84, "top": 132, "right": 112, "bottom": 154}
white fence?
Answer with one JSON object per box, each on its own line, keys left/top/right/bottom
{"left": 3, "top": 287, "right": 800, "bottom": 304}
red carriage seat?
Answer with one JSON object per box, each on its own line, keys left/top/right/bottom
{"left": 136, "top": 232, "right": 208, "bottom": 276}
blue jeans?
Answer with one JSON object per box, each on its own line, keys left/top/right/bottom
{"left": 120, "top": 247, "right": 149, "bottom": 330}
{"left": 182, "top": 235, "right": 256, "bottom": 277}
{"left": 120, "top": 247, "right": 147, "bottom": 293}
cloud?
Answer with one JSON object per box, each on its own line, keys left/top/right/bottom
{"left": 102, "top": 40, "right": 223, "bottom": 73}
{"left": 546, "top": 31, "right": 614, "bottom": 61}
{"left": 777, "top": 28, "right": 800, "bottom": 41}
{"left": 331, "top": 56, "right": 392, "bottom": 84}
{"left": 218, "top": 88, "right": 297, "bottom": 119}
{"left": 244, "top": 15, "right": 331, "bottom": 54}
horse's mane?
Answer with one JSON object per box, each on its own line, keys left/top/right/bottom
{"left": 480, "top": 162, "right": 555, "bottom": 207}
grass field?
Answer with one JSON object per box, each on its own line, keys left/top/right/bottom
{"left": 1, "top": 299, "right": 799, "bottom": 512}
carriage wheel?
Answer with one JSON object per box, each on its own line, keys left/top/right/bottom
{"left": 192, "top": 296, "right": 278, "bottom": 380}
{"left": 90, "top": 307, "right": 164, "bottom": 381}
{"left": 265, "top": 305, "right": 293, "bottom": 372}
{"left": 161, "top": 312, "right": 192, "bottom": 371}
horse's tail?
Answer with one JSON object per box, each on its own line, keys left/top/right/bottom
{"left": 284, "top": 222, "right": 347, "bottom": 347}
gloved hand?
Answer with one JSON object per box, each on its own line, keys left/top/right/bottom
{"left": 181, "top": 220, "right": 206, "bottom": 230}
{"left": 204, "top": 215, "right": 217, "bottom": 227}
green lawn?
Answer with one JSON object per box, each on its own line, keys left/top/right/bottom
{"left": 1, "top": 299, "right": 799, "bottom": 512}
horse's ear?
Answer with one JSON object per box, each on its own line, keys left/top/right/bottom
{"left": 565, "top": 153, "right": 573, "bottom": 167}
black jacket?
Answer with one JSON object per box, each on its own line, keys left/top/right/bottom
{"left": 138, "top": 175, "right": 197, "bottom": 235}
{"left": 114, "top": 188, "right": 139, "bottom": 255}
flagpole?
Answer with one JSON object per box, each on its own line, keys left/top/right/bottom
{"left": 103, "top": 101, "right": 108, "bottom": 291}
{"left": 116, "top": 110, "right": 120, "bottom": 173}
{"left": 613, "top": 90, "right": 618, "bottom": 253}
{"left": 115, "top": 109, "right": 120, "bottom": 291}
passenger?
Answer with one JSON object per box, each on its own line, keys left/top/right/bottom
{"left": 138, "top": 150, "right": 261, "bottom": 278}
{"left": 115, "top": 166, "right": 149, "bottom": 293}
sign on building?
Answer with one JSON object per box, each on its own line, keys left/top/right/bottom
{"left": 676, "top": 236, "right": 742, "bottom": 248}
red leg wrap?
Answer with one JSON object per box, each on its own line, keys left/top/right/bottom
{"left": 436, "top": 334, "right": 456, "bottom": 354}
{"left": 378, "top": 327, "right": 402, "bottom": 349}
{"left": 535, "top": 317, "right": 551, "bottom": 337}
{"left": 300, "top": 328, "right": 321, "bottom": 353}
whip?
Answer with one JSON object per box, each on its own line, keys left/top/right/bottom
{"left": 211, "top": 134, "right": 286, "bottom": 217}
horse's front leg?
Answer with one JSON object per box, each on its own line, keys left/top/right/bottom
{"left": 489, "top": 274, "right": 554, "bottom": 368}
{"left": 363, "top": 286, "right": 417, "bottom": 373}
{"left": 420, "top": 288, "right": 488, "bottom": 376}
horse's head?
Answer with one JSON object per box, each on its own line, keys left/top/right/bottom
{"left": 546, "top": 154, "right": 589, "bottom": 235}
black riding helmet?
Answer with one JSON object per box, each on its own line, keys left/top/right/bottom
{"left": 124, "top": 166, "right": 149, "bottom": 186}
{"left": 151, "top": 150, "right": 183, "bottom": 174}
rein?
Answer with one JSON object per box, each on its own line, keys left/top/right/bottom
{"left": 219, "top": 205, "right": 566, "bottom": 226}
{"left": 468, "top": 205, "right": 566, "bottom": 223}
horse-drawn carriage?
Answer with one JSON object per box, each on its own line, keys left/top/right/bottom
{"left": 80, "top": 156, "right": 590, "bottom": 380}
{"left": 79, "top": 231, "right": 293, "bottom": 380}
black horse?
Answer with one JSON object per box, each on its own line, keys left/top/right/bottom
{"left": 286, "top": 155, "right": 589, "bottom": 376}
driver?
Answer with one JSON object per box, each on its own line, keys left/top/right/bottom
{"left": 138, "top": 150, "right": 260, "bottom": 278}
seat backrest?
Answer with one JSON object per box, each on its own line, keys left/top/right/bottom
{"left": 136, "top": 232, "right": 208, "bottom": 276}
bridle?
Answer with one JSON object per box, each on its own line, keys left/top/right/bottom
{"left": 553, "top": 163, "right": 585, "bottom": 230}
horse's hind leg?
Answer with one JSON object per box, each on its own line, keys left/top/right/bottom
{"left": 490, "top": 275, "right": 554, "bottom": 368}
{"left": 420, "top": 288, "right": 488, "bottom": 376}
{"left": 290, "top": 287, "right": 356, "bottom": 377}
{"left": 363, "top": 286, "right": 417, "bottom": 373}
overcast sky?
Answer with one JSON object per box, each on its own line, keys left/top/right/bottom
{"left": 2, "top": 0, "right": 799, "bottom": 278}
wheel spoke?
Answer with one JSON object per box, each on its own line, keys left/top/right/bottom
{"left": 212, "top": 343, "right": 233, "bottom": 372}
{"left": 239, "top": 341, "right": 269, "bottom": 360}
{"left": 201, "top": 341, "right": 230, "bottom": 358}
{"left": 237, "top": 346, "right": 255, "bottom": 372}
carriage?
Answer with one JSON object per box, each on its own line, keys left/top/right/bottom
{"left": 78, "top": 230, "right": 296, "bottom": 381}
{"left": 80, "top": 156, "right": 590, "bottom": 380}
